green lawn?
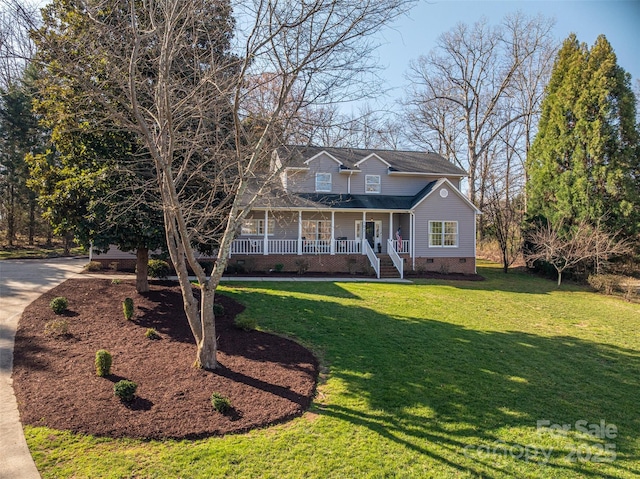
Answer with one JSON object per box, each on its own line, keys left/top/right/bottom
{"left": 26, "top": 262, "right": 640, "bottom": 478}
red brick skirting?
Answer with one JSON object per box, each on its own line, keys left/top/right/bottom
{"left": 93, "top": 254, "right": 476, "bottom": 275}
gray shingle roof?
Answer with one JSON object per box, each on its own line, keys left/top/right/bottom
{"left": 276, "top": 145, "right": 467, "bottom": 176}
{"left": 250, "top": 181, "right": 438, "bottom": 211}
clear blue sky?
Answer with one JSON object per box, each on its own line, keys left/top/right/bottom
{"left": 369, "top": 0, "right": 640, "bottom": 110}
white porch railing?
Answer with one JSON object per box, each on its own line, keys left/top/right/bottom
{"left": 387, "top": 239, "right": 404, "bottom": 279}
{"left": 302, "top": 240, "right": 331, "bottom": 254}
{"left": 363, "top": 241, "right": 380, "bottom": 279}
{"left": 230, "top": 238, "right": 369, "bottom": 256}
{"left": 389, "top": 239, "right": 410, "bottom": 254}
{"left": 230, "top": 238, "right": 264, "bottom": 255}
{"left": 268, "top": 239, "right": 298, "bottom": 254}
{"left": 335, "top": 239, "right": 360, "bottom": 254}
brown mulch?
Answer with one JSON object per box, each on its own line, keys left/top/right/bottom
{"left": 12, "top": 279, "right": 318, "bottom": 440}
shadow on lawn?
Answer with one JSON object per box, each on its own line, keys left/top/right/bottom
{"left": 228, "top": 286, "right": 640, "bottom": 478}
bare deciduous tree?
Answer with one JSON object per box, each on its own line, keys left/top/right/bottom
{"left": 524, "top": 218, "right": 631, "bottom": 287}
{"left": 0, "top": 0, "right": 39, "bottom": 88}
{"left": 34, "top": 0, "right": 414, "bottom": 369}
{"left": 403, "top": 13, "right": 556, "bottom": 207}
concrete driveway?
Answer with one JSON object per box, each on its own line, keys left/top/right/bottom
{"left": 0, "top": 257, "right": 87, "bottom": 479}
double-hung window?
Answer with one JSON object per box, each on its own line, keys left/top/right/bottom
{"left": 429, "top": 221, "right": 458, "bottom": 247}
{"left": 315, "top": 173, "right": 332, "bottom": 192}
{"left": 365, "top": 175, "right": 381, "bottom": 193}
{"left": 241, "top": 219, "right": 275, "bottom": 236}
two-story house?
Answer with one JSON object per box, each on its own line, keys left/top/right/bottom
{"left": 229, "top": 145, "right": 480, "bottom": 278}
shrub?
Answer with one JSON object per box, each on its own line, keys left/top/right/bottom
{"left": 95, "top": 349, "right": 113, "bottom": 377}
{"left": 145, "top": 328, "right": 161, "bottom": 340}
{"left": 244, "top": 258, "right": 257, "bottom": 274}
{"left": 50, "top": 296, "right": 68, "bottom": 315}
{"left": 295, "top": 259, "right": 309, "bottom": 275}
{"left": 274, "top": 263, "right": 284, "bottom": 273}
{"left": 122, "top": 297, "right": 134, "bottom": 320}
{"left": 111, "top": 278, "right": 121, "bottom": 285}
{"left": 213, "top": 303, "right": 225, "bottom": 317}
{"left": 44, "top": 319, "right": 69, "bottom": 337}
{"left": 114, "top": 380, "right": 137, "bottom": 402}
{"left": 148, "top": 259, "right": 170, "bottom": 278}
{"left": 346, "top": 257, "right": 358, "bottom": 275}
{"left": 234, "top": 315, "right": 257, "bottom": 331}
{"left": 210, "top": 392, "right": 231, "bottom": 413}
{"left": 84, "top": 261, "right": 102, "bottom": 272}
{"left": 624, "top": 282, "right": 638, "bottom": 302}
{"left": 588, "top": 274, "right": 622, "bottom": 295}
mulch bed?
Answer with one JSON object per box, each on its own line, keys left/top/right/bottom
{"left": 12, "top": 279, "right": 318, "bottom": 440}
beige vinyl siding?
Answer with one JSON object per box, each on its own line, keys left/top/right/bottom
{"left": 286, "top": 154, "right": 347, "bottom": 193}
{"left": 350, "top": 159, "right": 387, "bottom": 194}
{"left": 286, "top": 153, "right": 465, "bottom": 196}
{"left": 413, "top": 185, "right": 476, "bottom": 258}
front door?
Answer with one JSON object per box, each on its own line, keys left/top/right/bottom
{"left": 365, "top": 221, "right": 375, "bottom": 248}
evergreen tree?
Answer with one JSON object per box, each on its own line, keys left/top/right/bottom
{"left": 0, "top": 65, "right": 45, "bottom": 246}
{"left": 527, "top": 34, "right": 640, "bottom": 238}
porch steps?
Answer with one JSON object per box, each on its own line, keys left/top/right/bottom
{"left": 377, "top": 254, "right": 400, "bottom": 278}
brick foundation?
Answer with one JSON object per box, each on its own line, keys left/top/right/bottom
{"left": 411, "top": 256, "right": 476, "bottom": 275}
{"left": 92, "top": 258, "right": 138, "bottom": 271}
{"left": 94, "top": 254, "right": 476, "bottom": 276}
{"left": 227, "top": 254, "right": 371, "bottom": 275}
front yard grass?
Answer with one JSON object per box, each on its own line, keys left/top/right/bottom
{"left": 26, "top": 262, "right": 640, "bottom": 478}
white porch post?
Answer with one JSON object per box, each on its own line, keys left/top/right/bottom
{"left": 263, "top": 210, "right": 269, "bottom": 255}
{"left": 361, "top": 210, "right": 366, "bottom": 255}
{"left": 389, "top": 212, "right": 394, "bottom": 246}
{"left": 411, "top": 212, "right": 416, "bottom": 271}
{"left": 330, "top": 211, "right": 335, "bottom": 255}
{"left": 297, "top": 210, "right": 303, "bottom": 255}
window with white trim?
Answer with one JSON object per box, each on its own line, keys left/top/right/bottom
{"left": 241, "top": 219, "right": 275, "bottom": 236}
{"left": 365, "top": 175, "right": 381, "bottom": 193}
{"left": 302, "top": 220, "right": 331, "bottom": 241}
{"left": 429, "top": 221, "right": 458, "bottom": 247}
{"left": 315, "top": 173, "right": 332, "bottom": 192}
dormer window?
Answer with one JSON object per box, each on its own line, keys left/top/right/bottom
{"left": 315, "top": 173, "right": 331, "bottom": 192}
{"left": 365, "top": 175, "right": 381, "bottom": 194}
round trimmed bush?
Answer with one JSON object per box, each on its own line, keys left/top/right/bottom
{"left": 145, "top": 328, "right": 161, "bottom": 340}
{"left": 211, "top": 392, "right": 231, "bottom": 413}
{"left": 95, "top": 349, "right": 112, "bottom": 377}
{"left": 84, "top": 261, "right": 102, "bottom": 271}
{"left": 234, "top": 316, "right": 257, "bottom": 331}
{"left": 148, "top": 259, "right": 170, "bottom": 278}
{"left": 122, "top": 297, "right": 134, "bottom": 320}
{"left": 213, "top": 303, "right": 225, "bottom": 317}
{"left": 114, "top": 380, "right": 137, "bottom": 402}
{"left": 50, "top": 296, "right": 68, "bottom": 315}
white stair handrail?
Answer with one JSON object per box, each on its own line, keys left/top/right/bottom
{"left": 387, "top": 239, "right": 404, "bottom": 279}
{"left": 363, "top": 241, "right": 380, "bottom": 279}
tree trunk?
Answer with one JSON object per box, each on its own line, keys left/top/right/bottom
{"left": 28, "top": 198, "right": 36, "bottom": 246}
{"left": 557, "top": 270, "right": 562, "bottom": 287}
{"left": 64, "top": 231, "right": 72, "bottom": 255}
{"left": 502, "top": 249, "right": 509, "bottom": 273}
{"left": 7, "top": 185, "right": 15, "bottom": 246}
{"left": 135, "top": 247, "right": 149, "bottom": 293}
{"left": 196, "top": 280, "right": 218, "bottom": 370}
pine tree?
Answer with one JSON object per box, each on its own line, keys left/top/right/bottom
{"left": 527, "top": 34, "right": 640, "bottom": 237}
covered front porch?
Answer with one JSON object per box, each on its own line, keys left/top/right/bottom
{"left": 229, "top": 209, "right": 413, "bottom": 278}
